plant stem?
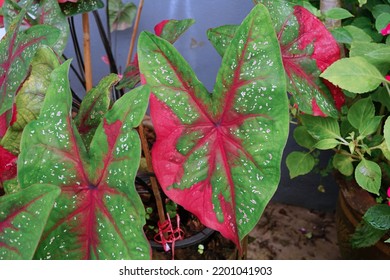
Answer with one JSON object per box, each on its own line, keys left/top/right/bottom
{"left": 126, "top": 0, "right": 144, "bottom": 66}
{"left": 320, "top": 0, "right": 341, "bottom": 29}
{"left": 240, "top": 235, "right": 248, "bottom": 260}
{"left": 82, "top": 13, "right": 93, "bottom": 91}
{"left": 137, "top": 122, "right": 167, "bottom": 228}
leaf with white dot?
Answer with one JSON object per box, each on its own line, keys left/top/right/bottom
{"left": 138, "top": 4, "right": 289, "bottom": 251}
{"left": 0, "top": 185, "right": 60, "bottom": 260}
{"left": 18, "top": 61, "right": 151, "bottom": 260}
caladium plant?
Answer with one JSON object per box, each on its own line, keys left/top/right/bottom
{"left": 17, "top": 60, "right": 151, "bottom": 259}
{"left": 207, "top": 0, "right": 344, "bottom": 117}
{"left": 0, "top": 9, "right": 61, "bottom": 193}
{"left": 0, "top": 46, "right": 59, "bottom": 193}
{"left": 138, "top": 3, "right": 289, "bottom": 250}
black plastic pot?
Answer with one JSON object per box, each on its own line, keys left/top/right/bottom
{"left": 149, "top": 227, "right": 214, "bottom": 251}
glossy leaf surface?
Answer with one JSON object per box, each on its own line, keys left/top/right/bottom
{"left": 0, "top": 185, "right": 60, "bottom": 260}
{"left": 208, "top": 0, "right": 344, "bottom": 117}
{"left": 139, "top": 4, "right": 289, "bottom": 249}
{"left": 0, "top": 10, "right": 60, "bottom": 116}
{"left": 19, "top": 61, "right": 151, "bottom": 259}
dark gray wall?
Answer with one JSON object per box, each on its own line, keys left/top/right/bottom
{"left": 64, "top": 0, "right": 339, "bottom": 211}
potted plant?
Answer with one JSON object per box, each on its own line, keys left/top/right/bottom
{"left": 0, "top": 0, "right": 288, "bottom": 259}
{"left": 3, "top": 0, "right": 385, "bottom": 260}
{"left": 283, "top": 0, "right": 390, "bottom": 259}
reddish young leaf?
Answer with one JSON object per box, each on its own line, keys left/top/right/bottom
{"left": 139, "top": 4, "right": 289, "bottom": 249}
{"left": 18, "top": 61, "right": 151, "bottom": 259}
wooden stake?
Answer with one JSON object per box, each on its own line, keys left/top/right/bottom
{"left": 82, "top": 13, "right": 93, "bottom": 91}
{"left": 126, "top": 0, "right": 144, "bottom": 66}
{"left": 137, "top": 122, "right": 167, "bottom": 227}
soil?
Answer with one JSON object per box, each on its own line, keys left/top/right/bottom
{"left": 246, "top": 202, "right": 341, "bottom": 260}
{"left": 143, "top": 199, "right": 341, "bottom": 260}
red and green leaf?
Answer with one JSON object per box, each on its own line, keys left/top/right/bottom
{"left": 0, "top": 9, "right": 60, "bottom": 116}
{"left": 0, "top": 111, "right": 9, "bottom": 138}
{"left": 154, "top": 19, "right": 195, "bottom": 42}
{"left": 208, "top": 0, "right": 344, "bottom": 117}
{"left": 138, "top": 4, "right": 289, "bottom": 250}
{"left": 3, "top": 0, "right": 69, "bottom": 54}
{"left": 59, "top": 0, "right": 104, "bottom": 16}
{"left": 1, "top": 46, "right": 60, "bottom": 155}
{"left": 18, "top": 61, "right": 151, "bottom": 259}
{"left": 0, "top": 184, "right": 60, "bottom": 260}
{"left": 74, "top": 73, "right": 120, "bottom": 148}
{"left": 117, "top": 19, "right": 194, "bottom": 90}
{"left": 0, "top": 145, "right": 17, "bottom": 190}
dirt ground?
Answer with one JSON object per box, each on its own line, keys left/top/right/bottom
{"left": 247, "top": 202, "right": 341, "bottom": 260}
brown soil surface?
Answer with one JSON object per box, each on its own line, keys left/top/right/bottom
{"left": 149, "top": 201, "right": 341, "bottom": 260}
{"left": 247, "top": 202, "right": 341, "bottom": 260}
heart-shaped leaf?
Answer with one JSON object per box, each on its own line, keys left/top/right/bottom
{"left": 3, "top": 0, "right": 69, "bottom": 54}
{"left": 0, "top": 10, "right": 60, "bottom": 116}
{"left": 0, "top": 184, "right": 60, "bottom": 260}
{"left": 18, "top": 61, "right": 151, "bottom": 259}
{"left": 74, "top": 73, "right": 120, "bottom": 148}
{"left": 208, "top": 1, "right": 344, "bottom": 117}
{"left": 138, "top": 4, "right": 289, "bottom": 249}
